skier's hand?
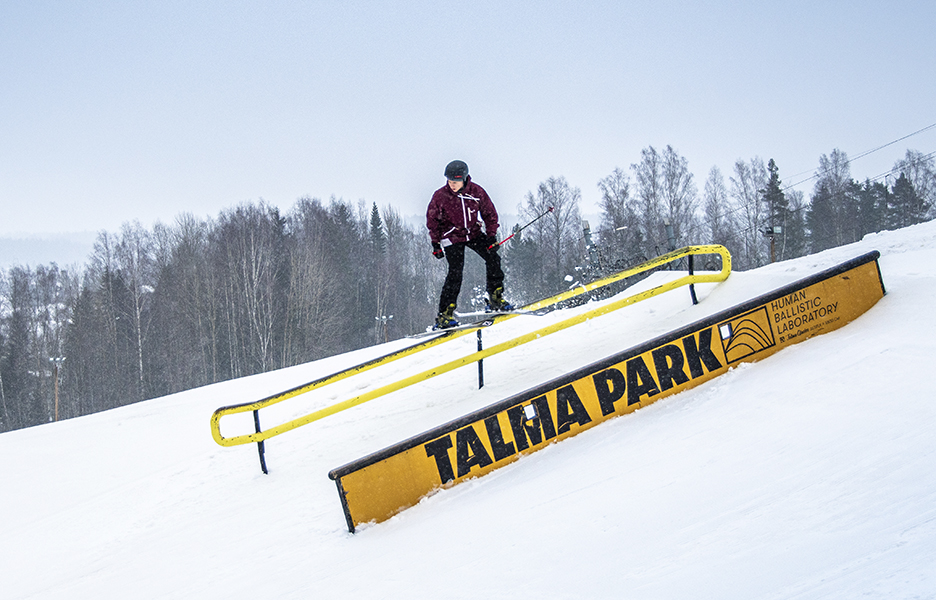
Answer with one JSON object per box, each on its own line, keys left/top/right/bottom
{"left": 432, "top": 243, "right": 445, "bottom": 259}
{"left": 486, "top": 236, "right": 499, "bottom": 252}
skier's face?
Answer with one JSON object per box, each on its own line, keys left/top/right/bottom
{"left": 447, "top": 179, "right": 465, "bottom": 192}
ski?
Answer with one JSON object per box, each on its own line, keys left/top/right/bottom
{"left": 410, "top": 308, "right": 547, "bottom": 339}
{"left": 408, "top": 319, "right": 496, "bottom": 339}
{"left": 454, "top": 308, "right": 546, "bottom": 318}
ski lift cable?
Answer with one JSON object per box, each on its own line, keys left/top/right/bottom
{"left": 782, "top": 123, "right": 936, "bottom": 192}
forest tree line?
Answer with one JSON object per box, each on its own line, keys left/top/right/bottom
{"left": 1, "top": 147, "right": 933, "bottom": 432}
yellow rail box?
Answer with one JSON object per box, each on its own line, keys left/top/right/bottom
{"left": 329, "top": 252, "right": 885, "bottom": 533}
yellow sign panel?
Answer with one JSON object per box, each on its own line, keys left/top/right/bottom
{"left": 329, "top": 252, "right": 885, "bottom": 532}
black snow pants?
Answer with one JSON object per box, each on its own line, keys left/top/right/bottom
{"left": 438, "top": 238, "right": 504, "bottom": 313}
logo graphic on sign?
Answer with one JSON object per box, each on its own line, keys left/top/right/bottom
{"left": 719, "top": 307, "right": 776, "bottom": 363}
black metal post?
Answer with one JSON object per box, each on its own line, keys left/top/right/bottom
{"left": 253, "top": 409, "right": 269, "bottom": 474}
{"left": 477, "top": 329, "right": 484, "bottom": 389}
{"left": 688, "top": 254, "right": 699, "bottom": 305}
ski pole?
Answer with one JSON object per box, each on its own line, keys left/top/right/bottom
{"left": 489, "top": 206, "right": 554, "bottom": 250}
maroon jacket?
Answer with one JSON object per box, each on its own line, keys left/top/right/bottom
{"left": 426, "top": 176, "right": 499, "bottom": 246}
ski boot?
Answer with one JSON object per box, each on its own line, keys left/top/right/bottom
{"left": 434, "top": 303, "right": 459, "bottom": 330}
{"left": 487, "top": 287, "right": 514, "bottom": 312}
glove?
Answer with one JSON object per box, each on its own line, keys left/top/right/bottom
{"left": 432, "top": 242, "right": 445, "bottom": 259}
{"left": 486, "top": 236, "right": 499, "bottom": 252}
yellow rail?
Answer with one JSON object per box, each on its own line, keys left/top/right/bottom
{"left": 211, "top": 245, "right": 731, "bottom": 447}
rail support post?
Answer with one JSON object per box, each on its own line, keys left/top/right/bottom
{"left": 254, "top": 410, "right": 269, "bottom": 474}
{"left": 477, "top": 329, "right": 484, "bottom": 389}
{"left": 688, "top": 254, "right": 699, "bottom": 305}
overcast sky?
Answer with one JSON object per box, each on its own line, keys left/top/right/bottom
{"left": 2, "top": 0, "right": 934, "bottom": 237}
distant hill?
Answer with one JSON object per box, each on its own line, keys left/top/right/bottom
{"left": 0, "top": 232, "right": 96, "bottom": 270}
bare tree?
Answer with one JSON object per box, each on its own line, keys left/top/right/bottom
{"left": 630, "top": 145, "right": 700, "bottom": 257}
{"left": 659, "top": 145, "right": 700, "bottom": 246}
{"left": 146, "top": 214, "right": 220, "bottom": 395}
{"left": 631, "top": 146, "right": 666, "bottom": 255}
{"left": 521, "top": 176, "right": 583, "bottom": 292}
{"left": 702, "top": 166, "right": 737, "bottom": 251}
{"left": 807, "top": 149, "right": 858, "bottom": 252}
{"left": 115, "top": 221, "right": 155, "bottom": 402}
{"left": 381, "top": 203, "right": 435, "bottom": 337}
{"left": 73, "top": 231, "right": 140, "bottom": 409}
{"left": 0, "top": 270, "right": 8, "bottom": 429}
{"left": 284, "top": 198, "right": 344, "bottom": 363}
{"left": 729, "top": 157, "right": 768, "bottom": 269}
{"left": 88, "top": 231, "right": 119, "bottom": 382}
{"left": 215, "top": 202, "right": 288, "bottom": 376}
{"left": 597, "top": 167, "right": 644, "bottom": 268}
{"left": 32, "top": 265, "right": 78, "bottom": 420}
{"left": 892, "top": 149, "right": 936, "bottom": 220}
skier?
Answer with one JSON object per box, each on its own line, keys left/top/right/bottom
{"left": 427, "top": 160, "right": 513, "bottom": 329}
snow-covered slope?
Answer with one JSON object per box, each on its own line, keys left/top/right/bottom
{"left": 3, "top": 222, "right": 936, "bottom": 599}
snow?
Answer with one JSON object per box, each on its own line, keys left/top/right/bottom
{"left": 3, "top": 222, "right": 936, "bottom": 599}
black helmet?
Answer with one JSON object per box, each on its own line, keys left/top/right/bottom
{"left": 444, "top": 160, "right": 469, "bottom": 181}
